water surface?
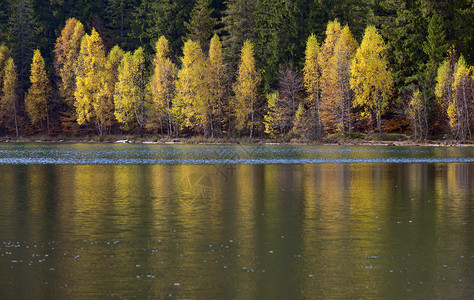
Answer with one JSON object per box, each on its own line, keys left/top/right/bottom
{"left": 0, "top": 144, "right": 473, "bottom": 299}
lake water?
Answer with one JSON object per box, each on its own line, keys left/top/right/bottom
{"left": 0, "top": 144, "right": 473, "bottom": 299}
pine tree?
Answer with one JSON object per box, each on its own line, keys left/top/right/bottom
{"left": 350, "top": 26, "right": 393, "bottom": 133}
{"left": 185, "top": 0, "right": 217, "bottom": 53}
{"left": 222, "top": 0, "right": 256, "bottom": 75}
{"left": 74, "top": 29, "right": 107, "bottom": 134}
{"left": 151, "top": 36, "right": 177, "bottom": 136}
{"left": 0, "top": 58, "right": 20, "bottom": 137}
{"left": 8, "top": 0, "right": 37, "bottom": 91}
{"left": 233, "top": 40, "right": 261, "bottom": 137}
{"left": 25, "top": 49, "right": 52, "bottom": 132}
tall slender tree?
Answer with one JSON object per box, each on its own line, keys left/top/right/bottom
{"left": 151, "top": 36, "right": 177, "bottom": 136}
{"left": 74, "top": 29, "right": 107, "bottom": 134}
{"left": 350, "top": 26, "right": 393, "bottom": 133}
{"left": 301, "top": 34, "right": 322, "bottom": 137}
{"left": 0, "top": 58, "right": 20, "bottom": 137}
{"left": 25, "top": 49, "right": 52, "bottom": 131}
{"left": 233, "top": 40, "right": 261, "bottom": 137}
{"left": 207, "top": 34, "right": 226, "bottom": 137}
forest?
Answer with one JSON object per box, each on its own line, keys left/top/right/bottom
{"left": 0, "top": 0, "right": 473, "bottom": 141}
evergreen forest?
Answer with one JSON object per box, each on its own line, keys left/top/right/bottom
{"left": 0, "top": 0, "right": 473, "bottom": 141}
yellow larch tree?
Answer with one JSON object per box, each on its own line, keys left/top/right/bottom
{"left": 114, "top": 47, "right": 147, "bottom": 134}
{"left": 233, "top": 40, "right": 260, "bottom": 137}
{"left": 25, "top": 49, "right": 52, "bottom": 131}
{"left": 331, "top": 25, "right": 358, "bottom": 138}
{"left": 207, "top": 34, "right": 226, "bottom": 137}
{"left": 0, "top": 44, "right": 11, "bottom": 99}
{"left": 54, "top": 18, "right": 85, "bottom": 110}
{"left": 299, "top": 34, "right": 322, "bottom": 138}
{"left": 407, "top": 89, "right": 427, "bottom": 141}
{"left": 174, "top": 40, "right": 209, "bottom": 135}
{"left": 350, "top": 25, "right": 393, "bottom": 133}
{"left": 74, "top": 28, "right": 107, "bottom": 134}
{"left": 0, "top": 58, "right": 19, "bottom": 137}
{"left": 151, "top": 36, "right": 177, "bottom": 136}
{"left": 451, "top": 56, "right": 473, "bottom": 140}
{"left": 320, "top": 20, "right": 342, "bottom": 132}
{"left": 101, "top": 45, "right": 125, "bottom": 132}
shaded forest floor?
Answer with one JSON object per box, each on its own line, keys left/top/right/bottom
{"left": 1, "top": 133, "right": 473, "bottom": 147}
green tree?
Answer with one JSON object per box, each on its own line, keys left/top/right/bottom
{"left": 74, "top": 29, "right": 107, "bottom": 134}
{"left": 185, "top": 0, "right": 217, "bottom": 53}
{"left": 0, "top": 58, "right": 20, "bottom": 137}
{"left": 350, "top": 26, "right": 393, "bottom": 133}
{"left": 7, "top": 0, "right": 37, "bottom": 91}
{"left": 25, "top": 49, "right": 52, "bottom": 131}
{"left": 233, "top": 40, "right": 261, "bottom": 137}
{"left": 221, "top": 0, "right": 256, "bottom": 75}
{"left": 151, "top": 36, "right": 177, "bottom": 136}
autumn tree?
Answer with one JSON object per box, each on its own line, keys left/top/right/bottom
{"left": 450, "top": 56, "right": 473, "bottom": 140}
{"left": 407, "top": 89, "right": 428, "bottom": 140}
{"left": 0, "top": 58, "right": 19, "bottom": 137}
{"left": 263, "top": 92, "right": 281, "bottom": 137}
{"left": 151, "top": 36, "right": 177, "bottom": 136}
{"left": 0, "top": 44, "right": 11, "bottom": 100}
{"left": 25, "top": 49, "right": 52, "bottom": 131}
{"left": 331, "top": 25, "right": 358, "bottom": 138}
{"left": 320, "top": 20, "right": 342, "bottom": 132}
{"left": 114, "top": 47, "right": 147, "bottom": 134}
{"left": 233, "top": 40, "right": 261, "bottom": 137}
{"left": 74, "top": 29, "right": 107, "bottom": 134}
{"left": 350, "top": 26, "right": 393, "bottom": 133}
{"left": 300, "top": 34, "right": 322, "bottom": 138}
{"left": 207, "top": 34, "right": 226, "bottom": 136}
{"left": 174, "top": 40, "right": 209, "bottom": 135}
{"left": 54, "top": 18, "right": 86, "bottom": 111}
{"left": 101, "top": 45, "right": 125, "bottom": 133}
{"left": 434, "top": 48, "right": 456, "bottom": 132}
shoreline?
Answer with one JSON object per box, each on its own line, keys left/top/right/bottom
{"left": 1, "top": 135, "right": 473, "bottom": 147}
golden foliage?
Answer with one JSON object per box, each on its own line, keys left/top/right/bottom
{"left": 350, "top": 26, "right": 392, "bottom": 132}
{"left": 25, "top": 49, "right": 52, "bottom": 129}
{"left": 233, "top": 40, "right": 260, "bottom": 137}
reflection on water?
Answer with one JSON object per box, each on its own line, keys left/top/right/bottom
{"left": 0, "top": 143, "right": 473, "bottom": 164}
{"left": 0, "top": 158, "right": 473, "bottom": 299}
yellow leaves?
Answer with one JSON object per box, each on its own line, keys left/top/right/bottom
{"left": 75, "top": 29, "right": 106, "bottom": 128}
{"left": 303, "top": 34, "right": 321, "bottom": 105}
{"left": 25, "top": 49, "right": 52, "bottom": 127}
{"left": 233, "top": 40, "right": 261, "bottom": 136}
{"left": 350, "top": 26, "right": 392, "bottom": 132}
{"left": 175, "top": 39, "right": 208, "bottom": 132}
{"left": 54, "top": 18, "right": 85, "bottom": 108}
{"left": 114, "top": 47, "right": 147, "bottom": 130}
{"left": 151, "top": 36, "right": 176, "bottom": 132}
{"left": 1, "top": 58, "right": 18, "bottom": 117}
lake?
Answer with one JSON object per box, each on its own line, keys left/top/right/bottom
{"left": 0, "top": 144, "right": 473, "bottom": 299}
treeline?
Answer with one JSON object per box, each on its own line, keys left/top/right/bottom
{"left": 0, "top": 0, "right": 473, "bottom": 140}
